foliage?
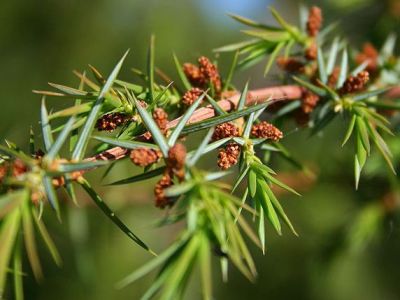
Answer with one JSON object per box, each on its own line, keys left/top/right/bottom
{"left": 1, "top": 4, "right": 400, "bottom": 300}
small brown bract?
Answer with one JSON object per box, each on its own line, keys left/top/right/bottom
{"left": 251, "top": 121, "right": 283, "bottom": 141}
{"left": 130, "top": 148, "right": 162, "bottom": 167}
{"left": 212, "top": 123, "right": 239, "bottom": 141}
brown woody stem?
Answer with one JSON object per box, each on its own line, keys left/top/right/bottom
{"left": 85, "top": 85, "right": 302, "bottom": 164}
{"left": 85, "top": 84, "right": 400, "bottom": 165}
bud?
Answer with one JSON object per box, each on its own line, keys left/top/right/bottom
{"left": 306, "top": 6, "right": 323, "bottom": 37}
{"left": 355, "top": 43, "right": 379, "bottom": 75}
{"left": 251, "top": 121, "right": 283, "bottom": 141}
{"left": 328, "top": 67, "right": 341, "bottom": 88}
{"left": 301, "top": 90, "right": 320, "bottom": 114}
{"left": 305, "top": 42, "right": 318, "bottom": 60}
{"left": 130, "top": 148, "right": 162, "bottom": 167}
{"left": 95, "top": 112, "right": 128, "bottom": 132}
{"left": 339, "top": 71, "right": 370, "bottom": 95}
{"left": 153, "top": 108, "right": 168, "bottom": 132}
{"left": 217, "top": 143, "right": 241, "bottom": 170}
{"left": 167, "top": 143, "right": 187, "bottom": 170}
{"left": 212, "top": 123, "right": 239, "bottom": 141}
{"left": 198, "top": 56, "right": 222, "bottom": 94}
{"left": 277, "top": 57, "right": 305, "bottom": 73}
{"left": 183, "top": 63, "right": 207, "bottom": 87}
{"left": 154, "top": 172, "right": 173, "bottom": 208}
{"left": 182, "top": 88, "right": 204, "bottom": 106}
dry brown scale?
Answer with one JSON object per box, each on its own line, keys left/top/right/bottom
{"left": 301, "top": 89, "right": 320, "bottom": 114}
{"left": 130, "top": 148, "right": 162, "bottom": 167}
{"left": 355, "top": 43, "right": 379, "bottom": 76}
{"left": 339, "top": 71, "right": 370, "bottom": 95}
{"left": 183, "top": 56, "right": 222, "bottom": 96}
{"left": 217, "top": 142, "right": 241, "bottom": 170}
{"left": 306, "top": 6, "right": 323, "bottom": 37}
{"left": 154, "top": 172, "right": 174, "bottom": 209}
{"left": 198, "top": 56, "right": 222, "bottom": 94}
{"left": 328, "top": 67, "right": 341, "bottom": 88}
{"left": 143, "top": 108, "right": 169, "bottom": 141}
{"left": 251, "top": 121, "right": 283, "bottom": 141}
{"left": 154, "top": 143, "right": 187, "bottom": 208}
{"left": 181, "top": 87, "right": 204, "bottom": 106}
{"left": 183, "top": 63, "right": 207, "bottom": 87}
{"left": 166, "top": 143, "right": 187, "bottom": 172}
{"left": 212, "top": 122, "right": 240, "bottom": 141}
{"left": 305, "top": 42, "right": 318, "bottom": 61}
{"left": 95, "top": 112, "right": 128, "bottom": 132}
{"left": 276, "top": 57, "right": 305, "bottom": 73}
{"left": 304, "top": 7, "right": 322, "bottom": 61}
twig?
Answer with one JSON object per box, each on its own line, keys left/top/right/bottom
{"left": 85, "top": 85, "right": 302, "bottom": 164}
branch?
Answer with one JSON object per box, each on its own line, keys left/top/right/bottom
{"left": 85, "top": 84, "right": 400, "bottom": 165}
{"left": 86, "top": 85, "right": 303, "bottom": 163}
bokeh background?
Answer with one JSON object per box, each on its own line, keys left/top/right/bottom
{"left": 1, "top": 0, "right": 400, "bottom": 299}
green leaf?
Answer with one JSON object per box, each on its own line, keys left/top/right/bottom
{"left": 70, "top": 71, "right": 86, "bottom": 152}
{"left": 0, "top": 209, "right": 21, "bottom": 296}
{"left": 214, "top": 39, "right": 259, "bottom": 53}
{"left": 46, "top": 116, "right": 76, "bottom": 160}
{"left": 248, "top": 170, "right": 257, "bottom": 197}
{"left": 257, "top": 179, "right": 281, "bottom": 235}
{"left": 241, "top": 29, "right": 290, "bottom": 43}
{"left": 133, "top": 98, "right": 169, "bottom": 157}
{"left": 337, "top": 49, "right": 348, "bottom": 89}
{"left": 342, "top": 114, "right": 356, "bottom": 146}
{"left": 49, "top": 103, "right": 92, "bottom": 120}
{"left": 164, "top": 182, "right": 195, "bottom": 198}
{"left": 353, "top": 87, "right": 391, "bottom": 102}
{"left": 187, "top": 128, "right": 214, "bottom": 166}
{"left": 201, "top": 138, "right": 232, "bottom": 155}
{"left": 264, "top": 42, "right": 285, "bottom": 76}
{"left": 31, "top": 208, "right": 62, "bottom": 266}
{"left": 222, "top": 51, "right": 239, "bottom": 92}
{"left": 41, "top": 98, "right": 54, "bottom": 152}
{"left": 243, "top": 111, "right": 256, "bottom": 138}
{"left": 264, "top": 173, "right": 300, "bottom": 196}
{"left": 292, "top": 76, "right": 327, "bottom": 97}
{"left": 204, "top": 171, "right": 232, "bottom": 181}
{"left": 58, "top": 160, "right": 109, "bottom": 173}
{"left": 13, "top": 244, "right": 24, "bottom": 300}
{"left": 237, "top": 81, "right": 249, "bottom": 111}
{"left": 72, "top": 50, "right": 129, "bottom": 161}
{"left": 29, "top": 126, "right": 35, "bottom": 155}
{"left": 92, "top": 135, "right": 159, "bottom": 150}
{"left": 172, "top": 53, "right": 191, "bottom": 90}
{"left": 48, "top": 83, "right": 87, "bottom": 96}
{"left": 356, "top": 117, "right": 370, "bottom": 155}
{"left": 354, "top": 155, "right": 362, "bottom": 190}
{"left": 265, "top": 186, "right": 297, "bottom": 236}
{"left": 22, "top": 201, "right": 43, "bottom": 280}
{"left": 182, "top": 102, "right": 271, "bottom": 135}
{"left": 228, "top": 13, "right": 280, "bottom": 30}
{"left": 326, "top": 38, "right": 340, "bottom": 75}
{"left": 0, "top": 145, "right": 35, "bottom": 166}
{"left": 148, "top": 35, "right": 155, "bottom": 102}
{"left": 205, "top": 94, "right": 226, "bottom": 116}
{"left": 199, "top": 233, "right": 212, "bottom": 300}
{"left": 78, "top": 177, "right": 155, "bottom": 254}
{"left": 43, "top": 176, "right": 61, "bottom": 219}
{"left": 269, "top": 6, "right": 298, "bottom": 37}
{"left": 168, "top": 92, "right": 206, "bottom": 146}
{"left": 311, "top": 109, "right": 336, "bottom": 136}
{"left": 317, "top": 46, "right": 328, "bottom": 84}
{"left": 116, "top": 233, "right": 190, "bottom": 289}
{"left": 108, "top": 166, "right": 166, "bottom": 186}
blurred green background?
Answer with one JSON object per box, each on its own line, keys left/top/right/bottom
{"left": 1, "top": 0, "right": 400, "bottom": 299}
